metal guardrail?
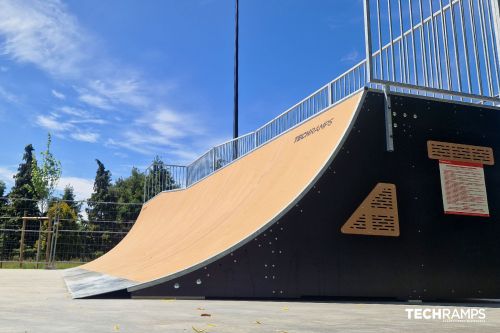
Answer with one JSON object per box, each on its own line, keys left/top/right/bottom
{"left": 144, "top": 0, "right": 500, "bottom": 202}
{"left": 143, "top": 163, "right": 186, "bottom": 202}
{"left": 364, "top": 0, "right": 500, "bottom": 104}
{"left": 143, "top": 60, "right": 368, "bottom": 202}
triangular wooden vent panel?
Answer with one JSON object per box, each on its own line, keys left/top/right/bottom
{"left": 341, "top": 183, "right": 400, "bottom": 237}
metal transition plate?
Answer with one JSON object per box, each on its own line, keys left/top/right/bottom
{"left": 63, "top": 268, "right": 137, "bottom": 299}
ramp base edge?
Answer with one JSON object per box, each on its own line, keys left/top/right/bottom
{"left": 63, "top": 268, "right": 137, "bottom": 299}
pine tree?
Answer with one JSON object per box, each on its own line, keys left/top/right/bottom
{"left": 0, "top": 180, "right": 6, "bottom": 211}
{"left": 1, "top": 145, "right": 39, "bottom": 259}
{"left": 10, "top": 144, "right": 38, "bottom": 208}
{"left": 85, "top": 160, "right": 117, "bottom": 257}
{"left": 61, "top": 185, "right": 81, "bottom": 216}
{"left": 86, "top": 160, "right": 116, "bottom": 222}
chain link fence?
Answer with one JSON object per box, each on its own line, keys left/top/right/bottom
{"left": 0, "top": 197, "right": 141, "bottom": 269}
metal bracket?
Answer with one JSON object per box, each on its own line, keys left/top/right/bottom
{"left": 383, "top": 85, "right": 395, "bottom": 152}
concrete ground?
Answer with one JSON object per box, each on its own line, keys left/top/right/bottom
{"left": 0, "top": 270, "right": 499, "bottom": 333}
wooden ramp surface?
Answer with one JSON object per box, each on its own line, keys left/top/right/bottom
{"left": 64, "top": 92, "right": 364, "bottom": 298}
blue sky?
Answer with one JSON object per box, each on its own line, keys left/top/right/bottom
{"left": 0, "top": 0, "right": 365, "bottom": 200}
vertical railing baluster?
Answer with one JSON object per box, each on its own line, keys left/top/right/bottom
{"left": 469, "top": 0, "right": 484, "bottom": 95}
{"left": 478, "top": 0, "right": 494, "bottom": 96}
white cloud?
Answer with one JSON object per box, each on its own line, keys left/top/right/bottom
{"left": 57, "top": 106, "right": 106, "bottom": 124}
{"left": 36, "top": 114, "right": 102, "bottom": 143}
{"left": 0, "top": 0, "right": 88, "bottom": 78}
{"left": 51, "top": 89, "right": 65, "bottom": 100}
{"left": 57, "top": 176, "right": 94, "bottom": 201}
{"left": 70, "top": 131, "right": 99, "bottom": 143}
{"left": 36, "top": 114, "right": 72, "bottom": 132}
{"left": 87, "top": 78, "right": 150, "bottom": 109}
{"left": 69, "top": 118, "right": 107, "bottom": 125}
{"left": 78, "top": 93, "right": 113, "bottom": 110}
{"left": 58, "top": 106, "right": 85, "bottom": 117}
{"left": 149, "top": 109, "right": 192, "bottom": 139}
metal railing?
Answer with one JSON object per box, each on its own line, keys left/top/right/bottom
{"left": 144, "top": 0, "right": 500, "bottom": 202}
{"left": 143, "top": 61, "right": 368, "bottom": 201}
{"left": 143, "top": 163, "right": 186, "bottom": 202}
{"left": 364, "top": 0, "right": 500, "bottom": 104}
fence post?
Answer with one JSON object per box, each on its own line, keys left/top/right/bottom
{"left": 35, "top": 219, "right": 42, "bottom": 269}
{"left": 45, "top": 216, "right": 52, "bottom": 264}
{"left": 50, "top": 215, "right": 60, "bottom": 268}
{"left": 363, "top": 0, "right": 373, "bottom": 83}
{"left": 19, "top": 211, "right": 27, "bottom": 268}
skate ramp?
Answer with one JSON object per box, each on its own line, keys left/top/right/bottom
{"left": 64, "top": 91, "right": 365, "bottom": 298}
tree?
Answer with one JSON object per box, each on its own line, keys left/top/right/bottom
{"left": 0, "top": 180, "right": 6, "bottom": 213}
{"left": 61, "top": 185, "right": 81, "bottom": 216}
{"left": 31, "top": 133, "right": 62, "bottom": 214}
{"left": 10, "top": 144, "right": 37, "bottom": 203}
{"left": 85, "top": 160, "right": 117, "bottom": 255}
{"left": 0, "top": 180, "right": 7, "bottom": 226}
{"left": 86, "top": 159, "right": 116, "bottom": 222}
{"left": 2, "top": 145, "right": 39, "bottom": 259}
{"left": 45, "top": 200, "right": 79, "bottom": 261}
{"left": 112, "top": 167, "right": 144, "bottom": 225}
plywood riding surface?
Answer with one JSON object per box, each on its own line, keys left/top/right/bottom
{"left": 71, "top": 92, "right": 363, "bottom": 293}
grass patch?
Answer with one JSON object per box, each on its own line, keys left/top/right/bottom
{"left": 0, "top": 261, "right": 83, "bottom": 269}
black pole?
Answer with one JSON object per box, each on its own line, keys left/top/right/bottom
{"left": 233, "top": 0, "right": 239, "bottom": 140}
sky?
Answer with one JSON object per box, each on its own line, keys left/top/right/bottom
{"left": 0, "top": 0, "right": 365, "bottom": 200}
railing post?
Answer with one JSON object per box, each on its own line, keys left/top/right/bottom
{"left": 364, "top": 0, "right": 373, "bottom": 83}
{"left": 383, "top": 84, "right": 395, "bottom": 152}
{"left": 212, "top": 149, "right": 216, "bottom": 172}
{"left": 143, "top": 166, "right": 147, "bottom": 203}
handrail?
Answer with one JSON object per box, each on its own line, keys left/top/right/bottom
{"left": 143, "top": 59, "right": 369, "bottom": 202}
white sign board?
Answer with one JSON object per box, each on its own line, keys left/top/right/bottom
{"left": 439, "top": 160, "right": 490, "bottom": 217}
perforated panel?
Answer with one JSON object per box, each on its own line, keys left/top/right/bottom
{"left": 427, "top": 141, "right": 494, "bottom": 165}
{"left": 341, "top": 183, "right": 400, "bottom": 237}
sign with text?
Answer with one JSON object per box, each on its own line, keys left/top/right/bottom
{"left": 439, "top": 160, "right": 490, "bottom": 217}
